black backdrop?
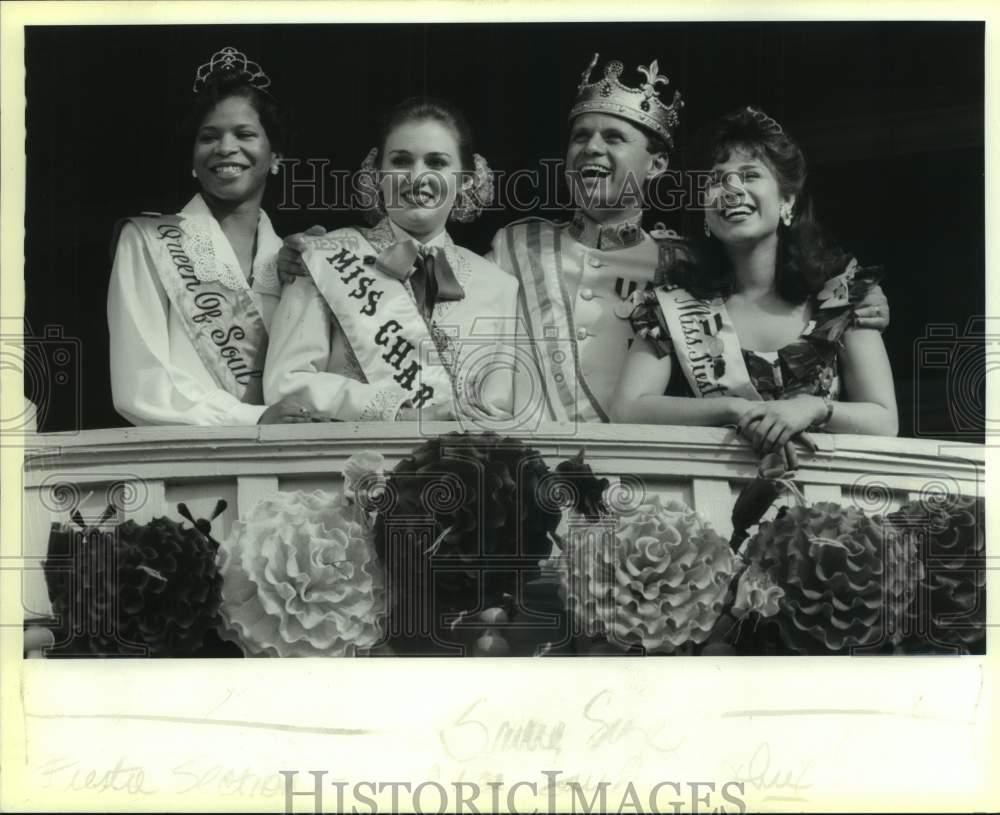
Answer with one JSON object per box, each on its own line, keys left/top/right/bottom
{"left": 24, "top": 22, "right": 984, "bottom": 439}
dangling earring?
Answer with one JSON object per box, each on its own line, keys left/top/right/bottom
{"left": 270, "top": 162, "right": 279, "bottom": 176}
{"left": 703, "top": 219, "right": 711, "bottom": 238}
{"left": 779, "top": 203, "right": 793, "bottom": 226}
{"left": 191, "top": 168, "right": 198, "bottom": 179}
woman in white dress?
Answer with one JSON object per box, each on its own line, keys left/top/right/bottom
{"left": 264, "top": 96, "right": 518, "bottom": 424}
{"left": 108, "top": 47, "right": 311, "bottom": 425}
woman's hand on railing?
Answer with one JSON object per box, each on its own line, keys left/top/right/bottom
{"left": 258, "top": 396, "right": 322, "bottom": 424}
{"left": 395, "top": 402, "right": 457, "bottom": 422}
{"left": 735, "top": 397, "right": 827, "bottom": 455}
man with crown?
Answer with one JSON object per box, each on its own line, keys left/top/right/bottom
{"left": 276, "top": 53, "right": 888, "bottom": 427}
{"left": 485, "top": 54, "right": 688, "bottom": 425}
{"left": 487, "top": 53, "right": 888, "bottom": 426}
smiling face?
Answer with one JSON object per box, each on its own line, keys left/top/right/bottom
{"left": 379, "top": 118, "right": 468, "bottom": 242}
{"left": 705, "top": 146, "right": 795, "bottom": 246}
{"left": 565, "top": 113, "right": 667, "bottom": 218}
{"left": 192, "top": 95, "right": 276, "bottom": 207}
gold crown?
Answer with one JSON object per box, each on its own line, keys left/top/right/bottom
{"left": 569, "top": 53, "right": 684, "bottom": 149}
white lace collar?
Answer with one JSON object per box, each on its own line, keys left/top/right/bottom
{"left": 178, "top": 194, "right": 281, "bottom": 295}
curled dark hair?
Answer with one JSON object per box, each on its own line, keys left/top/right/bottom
{"left": 372, "top": 96, "right": 476, "bottom": 172}
{"left": 184, "top": 69, "right": 290, "bottom": 156}
{"left": 672, "top": 106, "right": 848, "bottom": 303}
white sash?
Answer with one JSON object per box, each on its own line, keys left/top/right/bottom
{"left": 302, "top": 229, "right": 455, "bottom": 409}
{"left": 128, "top": 215, "right": 267, "bottom": 403}
{"left": 654, "top": 286, "right": 762, "bottom": 400}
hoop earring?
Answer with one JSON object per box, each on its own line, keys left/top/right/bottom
{"left": 703, "top": 219, "right": 711, "bottom": 238}
{"left": 449, "top": 153, "right": 494, "bottom": 223}
{"left": 356, "top": 147, "right": 387, "bottom": 226}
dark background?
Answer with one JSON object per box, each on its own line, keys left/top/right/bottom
{"left": 23, "top": 22, "right": 985, "bottom": 439}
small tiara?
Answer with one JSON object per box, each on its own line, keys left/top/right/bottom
{"left": 746, "top": 106, "right": 784, "bottom": 136}
{"left": 193, "top": 47, "right": 271, "bottom": 94}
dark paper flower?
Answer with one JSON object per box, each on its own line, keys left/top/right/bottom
{"left": 888, "top": 496, "right": 985, "bottom": 654}
{"left": 373, "top": 433, "right": 561, "bottom": 650}
{"left": 44, "top": 505, "right": 225, "bottom": 657}
{"left": 742, "top": 502, "right": 887, "bottom": 654}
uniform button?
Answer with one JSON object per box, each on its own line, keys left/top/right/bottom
{"left": 588, "top": 257, "right": 604, "bottom": 268}
{"left": 579, "top": 287, "right": 595, "bottom": 301}
{"left": 576, "top": 327, "right": 589, "bottom": 340}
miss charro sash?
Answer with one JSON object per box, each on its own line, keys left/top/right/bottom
{"left": 653, "top": 286, "right": 763, "bottom": 401}
{"left": 127, "top": 215, "right": 267, "bottom": 403}
{"left": 301, "top": 229, "right": 454, "bottom": 409}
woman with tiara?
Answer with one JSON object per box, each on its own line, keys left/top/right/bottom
{"left": 612, "top": 107, "right": 898, "bottom": 457}
{"left": 264, "top": 96, "right": 517, "bottom": 423}
{"left": 108, "top": 47, "right": 313, "bottom": 425}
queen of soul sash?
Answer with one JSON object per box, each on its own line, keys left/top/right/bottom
{"left": 127, "top": 215, "right": 268, "bottom": 404}
{"left": 301, "top": 229, "right": 454, "bottom": 409}
{"left": 653, "top": 286, "right": 763, "bottom": 401}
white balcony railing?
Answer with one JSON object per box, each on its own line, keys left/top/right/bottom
{"left": 18, "top": 423, "right": 985, "bottom": 620}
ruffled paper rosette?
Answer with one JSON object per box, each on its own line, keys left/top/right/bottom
{"left": 218, "top": 455, "right": 386, "bottom": 657}
{"left": 740, "top": 502, "right": 895, "bottom": 654}
{"left": 550, "top": 496, "right": 738, "bottom": 654}
{"left": 44, "top": 511, "right": 224, "bottom": 657}
{"left": 888, "top": 495, "right": 986, "bottom": 654}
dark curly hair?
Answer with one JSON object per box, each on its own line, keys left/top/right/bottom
{"left": 184, "top": 68, "right": 290, "bottom": 156}
{"left": 672, "top": 106, "right": 848, "bottom": 303}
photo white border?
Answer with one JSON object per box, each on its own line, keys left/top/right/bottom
{"left": 1, "top": 2, "right": 996, "bottom": 812}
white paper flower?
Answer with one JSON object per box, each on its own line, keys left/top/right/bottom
{"left": 218, "top": 456, "right": 386, "bottom": 657}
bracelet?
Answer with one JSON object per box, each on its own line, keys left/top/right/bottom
{"left": 808, "top": 394, "right": 835, "bottom": 432}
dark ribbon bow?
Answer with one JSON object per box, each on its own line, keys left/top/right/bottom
{"left": 375, "top": 240, "right": 464, "bottom": 317}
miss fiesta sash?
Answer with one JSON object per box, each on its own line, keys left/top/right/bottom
{"left": 128, "top": 215, "right": 267, "bottom": 403}
{"left": 654, "top": 286, "right": 762, "bottom": 401}
{"left": 302, "top": 230, "right": 454, "bottom": 409}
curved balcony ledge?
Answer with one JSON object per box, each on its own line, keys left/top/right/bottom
{"left": 18, "top": 423, "right": 984, "bottom": 619}
{"left": 22, "top": 422, "right": 984, "bottom": 489}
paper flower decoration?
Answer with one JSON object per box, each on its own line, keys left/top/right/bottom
{"left": 888, "top": 495, "right": 985, "bottom": 653}
{"left": 742, "top": 502, "right": 886, "bottom": 653}
{"left": 373, "top": 433, "right": 561, "bottom": 647}
{"left": 552, "top": 496, "right": 737, "bottom": 654}
{"left": 44, "top": 504, "right": 225, "bottom": 657}
{"left": 218, "top": 454, "right": 386, "bottom": 657}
